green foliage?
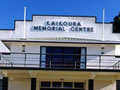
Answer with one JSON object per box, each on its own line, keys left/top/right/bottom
{"left": 113, "top": 13, "right": 120, "bottom": 33}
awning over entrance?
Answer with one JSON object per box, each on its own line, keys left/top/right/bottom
{"left": 2, "top": 37, "right": 120, "bottom": 44}
{"left": 0, "top": 40, "right": 10, "bottom": 53}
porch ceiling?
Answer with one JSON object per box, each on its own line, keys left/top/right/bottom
{"left": 0, "top": 70, "right": 120, "bottom": 81}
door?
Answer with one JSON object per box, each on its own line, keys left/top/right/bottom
{"left": 40, "top": 46, "right": 86, "bottom": 69}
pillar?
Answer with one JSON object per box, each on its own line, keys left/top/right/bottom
{"left": 88, "top": 79, "right": 94, "bottom": 90}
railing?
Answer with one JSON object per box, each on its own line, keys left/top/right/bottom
{"left": 0, "top": 54, "right": 13, "bottom": 66}
{"left": 0, "top": 52, "right": 120, "bottom": 70}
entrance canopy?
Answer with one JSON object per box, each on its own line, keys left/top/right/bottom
{"left": 2, "top": 37, "right": 120, "bottom": 44}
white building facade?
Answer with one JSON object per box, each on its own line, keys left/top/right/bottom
{"left": 0, "top": 15, "right": 120, "bottom": 90}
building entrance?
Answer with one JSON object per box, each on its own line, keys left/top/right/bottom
{"left": 40, "top": 46, "right": 86, "bottom": 69}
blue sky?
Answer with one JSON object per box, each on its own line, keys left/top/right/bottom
{"left": 0, "top": 0, "right": 120, "bottom": 29}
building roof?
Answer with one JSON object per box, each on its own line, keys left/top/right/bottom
{"left": 2, "top": 37, "right": 120, "bottom": 44}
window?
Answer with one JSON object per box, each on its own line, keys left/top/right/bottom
{"left": 40, "top": 46, "right": 86, "bottom": 69}
{"left": 40, "top": 81, "right": 85, "bottom": 90}
{"left": 53, "top": 82, "right": 61, "bottom": 87}
{"left": 74, "top": 82, "right": 84, "bottom": 88}
{"left": 63, "top": 82, "right": 72, "bottom": 88}
{"left": 41, "top": 82, "right": 50, "bottom": 87}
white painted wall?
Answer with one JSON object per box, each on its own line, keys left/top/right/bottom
{"left": 1, "top": 42, "right": 115, "bottom": 69}
{"left": 95, "top": 80, "right": 116, "bottom": 90}
{"left": 0, "top": 16, "right": 120, "bottom": 41}
{"left": 115, "top": 45, "right": 120, "bottom": 55}
{"left": 8, "top": 78, "right": 31, "bottom": 90}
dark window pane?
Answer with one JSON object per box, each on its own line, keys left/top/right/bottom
{"left": 52, "top": 82, "right": 61, "bottom": 87}
{"left": 41, "top": 82, "right": 50, "bottom": 87}
{"left": 74, "top": 83, "right": 84, "bottom": 88}
{"left": 64, "top": 82, "right": 72, "bottom": 88}
{"left": 51, "top": 47, "right": 63, "bottom": 68}
{"left": 46, "top": 47, "right": 53, "bottom": 53}
{"left": 64, "top": 48, "right": 74, "bottom": 68}
{"left": 53, "top": 47, "right": 63, "bottom": 54}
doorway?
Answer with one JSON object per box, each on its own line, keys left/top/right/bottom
{"left": 40, "top": 46, "right": 87, "bottom": 69}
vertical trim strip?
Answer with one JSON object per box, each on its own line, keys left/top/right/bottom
{"left": 2, "top": 77, "right": 8, "bottom": 90}
{"left": 31, "top": 78, "right": 36, "bottom": 90}
{"left": 88, "top": 79, "right": 94, "bottom": 90}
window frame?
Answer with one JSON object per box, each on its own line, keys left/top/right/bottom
{"left": 40, "top": 46, "right": 87, "bottom": 69}
{"left": 40, "top": 81, "right": 85, "bottom": 90}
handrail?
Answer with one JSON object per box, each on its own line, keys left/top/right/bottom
{"left": 0, "top": 52, "right": 120, "bottom": 57}
{"left": 113, "top": 60, "right": 120, "bottom": 69}
{"left": 113, "top": 60, "right": 120, "bottom": 66}
{"left": 0, "top": 52, "right": 119, "bottom": 70}
{"left": 0, "top": 54, "right": 13, "bottom": 66}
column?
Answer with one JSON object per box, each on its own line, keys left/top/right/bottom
{"left": 88, "top": 79, "right": 94, "bottom": 90}
{"left": 31, "top": 78, "right": 36, "bottom": 90}
{"left": 116, "top": 80, "right": 120, "bottom": 90}
{"left": 2, "top": 77, "right": 8, "bottom": 90}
